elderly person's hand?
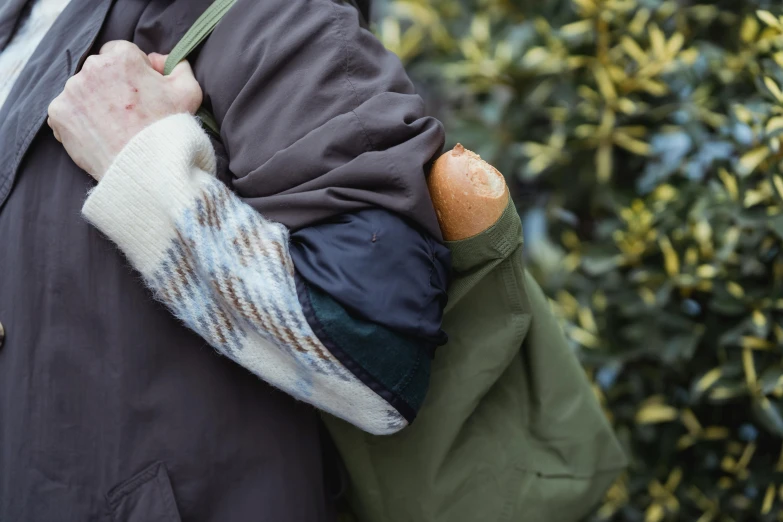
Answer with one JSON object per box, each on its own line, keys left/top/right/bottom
{"left": 47, "top": 41, "right": 203, "bottom": 181}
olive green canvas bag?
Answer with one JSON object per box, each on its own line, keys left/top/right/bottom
{"left": 168, "top": 4, "right": 627, "bottom": 521}
{"left": 322, "top": 200, "right": 627, "bottom": 522}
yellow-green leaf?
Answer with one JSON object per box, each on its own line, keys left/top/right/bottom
{"left": 703, "top": 426, "right": 730, "bottom": 440}
{"left": 761, "top": 484, "right": 775, "bottom": 515}
{"left": 773, "top": 175, "right": 783, "bottom": 200}
{"left": 743, "top": 347, "right": 759, "bottom": 391}
{"left": 639, "top": 79, "right": 668, "bottom": 96}
{"left": 560, "top": 19, "right": 593, "bottom": 38}
{"left": 765, "top": 76, "right": 783, "bottom": 102}
{"left": 745, "top": 189, "right": 767, "bottom": 208}
{"left": 659, "top": 236, "right": 680, "bottom": 276}
{"left": 728, "top": 282, "right": 745, "bottom": 299}
{"left": 594, "top": 66, "right": 617, "bottom": 101}
{"left": 649, "top": 24, "right": 666, "bottom": 58}
{"left": 741, "top": 15, "right": 761, "bottom": 43}
{"left": 628, "top": 8, "right": 650, "bottom": 36}
{"left": 617, "top": 98, "right": 637, "bottom": 114}
{"left": 569, "top": 326, "right": 601, "bottom": 348}
{"left": 521, "top": 47, "right": 550, "bottom": 68}
{"left": 470, "top": 15, "right": 490, "bottom": 43}
{"left": 680, "top": 409, "right": 702, "bottom": 434}
{"left": 666, "top": 32, "right": 685, "bottom": 57}
{"left": 573, "top": 0, "right": 597, "bottom": 15}
{"left": 734, "top": 104, "right": 755, "bottom": 123}
{"left": 613, "top": 133, "right": 651, "bottom": 155}
{"left": 758, "top": 10, "right": 782, "bottom": 29}
{"left": 621, "top": 36, "right": 647, "bottom": 63}
{"left": 578, "top": 307, "right": 598, "bottom": 333}
{"left": 380, "top": 18, "right": 401, "bottom": 53}
{"left": 696, "top": 265, "right": 718, "bottom": 278}
{"left": 742, "top": 336, "right": 775, "bottom": 350}
{"left": 737, "top": 146, "right": 770, "bottom": 177}
{"left": 596, "top": 142, "right": 612, "bottom": 183}
{"left": 695, "top": 368, "right": 722, "bottom": 393}
{"left": 718, "top": 168, "right": 739, "bottom": 201}
{"left": 645, "top": 503, "right": 665, "bottom": 522}
{"left": 636, "top": 403, "right": 679, "bottom": 424}
{"left": 654, "top": 184, "right": 678, "bottom": 201}
{"left": 766, "top": 116, "right": 783, "bottom": 135}
{"left": 679, "top": 47, "right": 699, "bottom": 65}
{"left": 639, "top": 287, "right": 656, "bottom": 306}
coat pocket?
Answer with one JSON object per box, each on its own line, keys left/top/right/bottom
{"left": 107, "top": 462, "right": 182, "bottom": 522}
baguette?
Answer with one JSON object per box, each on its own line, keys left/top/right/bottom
{"left": 428, "top": 143, "right": 509, "bottom": 241}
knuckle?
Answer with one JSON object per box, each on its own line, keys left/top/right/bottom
{"left": 104, "top": 40, "right": 133, "bottom": 53}
{"left": 99, "top": 40, "right": 115, "bottom": 53}
{"left": 117, "top": 42, "right": 142, "bottom": 61}
{"left": 116, "top": 41, "right": 137, "bottom": 53}
{"left": 82, "top": 55, "right": 100, "bottom": 70}
{"left": 100, "top": 41, "right": 144, "bottom": 65}
{"left": 47, "top": 97, "right": 62, "bottom": 119}
{"left": 79, "top": 58, "right": 106, "bottom": 79}
{"left": 63, "top": 74, "right": 81, "bottom": 92}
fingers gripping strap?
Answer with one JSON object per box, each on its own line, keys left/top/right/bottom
{"left": 164, "top": 0, "right": 236, "bottom": 136}
{"left": 164, "top": 0, "right": 237, "bottom": 75}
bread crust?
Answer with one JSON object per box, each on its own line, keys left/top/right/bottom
{"left": 428, "top": 144, "right": 509, "bottom": 241}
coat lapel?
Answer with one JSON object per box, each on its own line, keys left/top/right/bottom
{"left": 0, "top": 0, "right": 30, "bottom": 50}
{"left": 0, "top": 0, "right": 112, "bottom": 211}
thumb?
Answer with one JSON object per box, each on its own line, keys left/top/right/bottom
{"left": 148, "top": 52, "right": 168, "bottom": 75}
{"left": 166, "top": 58, "right": 195, "bottom": 80}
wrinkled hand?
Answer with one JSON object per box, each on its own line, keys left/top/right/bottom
{"left": 47, "top": 41, "right": 202, "bottom": 181}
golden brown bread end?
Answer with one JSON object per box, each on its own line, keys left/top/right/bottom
{"left": 428, "top": 143, "right": 509, "bottom": 241}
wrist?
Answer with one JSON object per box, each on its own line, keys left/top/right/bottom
{"left": 82, "top": 113, "right": 217, "bottom": 273}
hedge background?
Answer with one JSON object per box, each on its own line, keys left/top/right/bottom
{"left": 372, "top": 0, "right": 783, "bottom": 520}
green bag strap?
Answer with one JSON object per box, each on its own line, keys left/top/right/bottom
{"left": 163, "top": 0, "right": 237, "bottom": 136}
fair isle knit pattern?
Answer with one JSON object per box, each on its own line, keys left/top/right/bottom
{"left": 82, "top": 114, "right": 406, "bottom": 435}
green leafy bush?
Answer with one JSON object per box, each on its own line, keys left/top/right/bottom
{"left": 374, "top": 0, "right": 783, "bottom": 519}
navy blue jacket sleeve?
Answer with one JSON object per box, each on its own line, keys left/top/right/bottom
{"left": 290, "top": 209, "right": 450, "bottom": 421}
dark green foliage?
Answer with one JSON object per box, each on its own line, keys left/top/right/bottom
{"left": 374, "top": 0, "right": 783, "bottom": 519}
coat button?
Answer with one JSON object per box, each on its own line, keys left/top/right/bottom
{"left": 0, "top": 320, "right": 4, "bottom": 349}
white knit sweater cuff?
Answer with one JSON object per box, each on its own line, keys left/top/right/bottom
{"left": 82, "top": 114, "right": 217, "bottom": 275}
{"left": 79, "top": 113, "right": 407, "bottom": 434}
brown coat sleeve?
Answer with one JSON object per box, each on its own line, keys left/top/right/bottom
{"left": 192, "top": 0, "right": 445, "bottom": 238}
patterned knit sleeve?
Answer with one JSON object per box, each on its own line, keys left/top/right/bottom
{"left": 82, "top": 113, "right": 407, "bottom": 435}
